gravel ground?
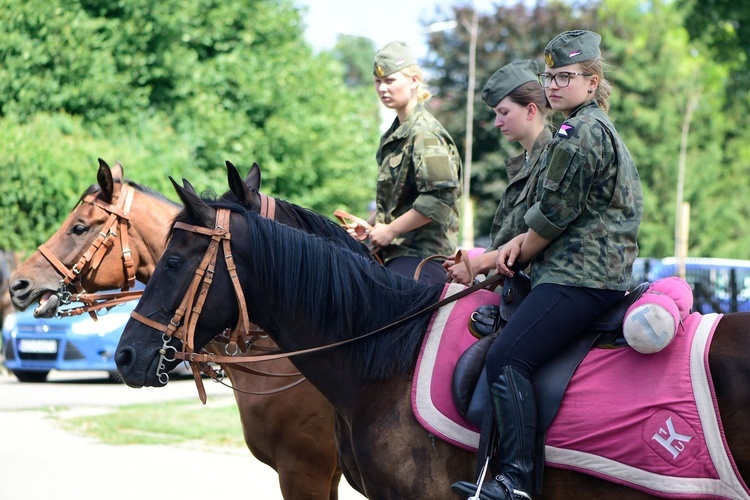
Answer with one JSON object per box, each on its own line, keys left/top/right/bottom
{"left": 0, "top": 370, "right": 365, "bottom": 500}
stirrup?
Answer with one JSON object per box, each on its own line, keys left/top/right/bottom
{"left": 495, "top": 474, "right": 532, "bottom": 500}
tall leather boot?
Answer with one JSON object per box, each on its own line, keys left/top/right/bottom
{"left": 451, "top": 366, "right": 536, "bottom": 500}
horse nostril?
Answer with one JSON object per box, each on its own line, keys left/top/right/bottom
{"left": 115, "top": 347, "right": 135, "bottom": 370}
{"left": 9, "top": 278, "right": 31, "bottom": 296}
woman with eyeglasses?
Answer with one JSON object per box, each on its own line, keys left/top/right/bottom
{"left": 443, "top": 60, "right": 552, "bottom": 285}
{"left": 452, "top": 30, "right": 643, "bottom": 500}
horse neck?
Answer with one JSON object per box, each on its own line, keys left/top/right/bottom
{"left": 127, "top": 191, "right": 180, "bottom": 283}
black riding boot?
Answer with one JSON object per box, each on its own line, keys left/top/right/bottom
{"left": 451, "top": 366, "right": 536, "bottom": 500}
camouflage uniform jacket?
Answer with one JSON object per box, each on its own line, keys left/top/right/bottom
{"left": 375, "top": 103, "right": 462, "bottom": 262}
{"left": 488, "top": 127, "right": 553, "bottom": 251}
{"left": 524, "top": 100, "right": 643, "bottom": 290}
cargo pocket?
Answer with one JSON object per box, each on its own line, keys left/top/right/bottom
{"left": 389, "top": 152, "right": 404, "bottom": 169}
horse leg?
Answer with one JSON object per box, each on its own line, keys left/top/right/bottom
{"left": 328, "top": 469, "right": 343, "bottom": 500}
{"left": 227, "top": 368, "right": 341, "bottom": 500}
{"left": 348, "top": 381, "right": 476, "bottom": 499}
{"left": 334, "top": 412, "right": 366, "bottom": 496}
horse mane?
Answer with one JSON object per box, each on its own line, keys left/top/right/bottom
{"left": 220, "top": 189, "right": 373, "bottom": 259}
{"left": 272, "top": 199, "right": 373, "bottom": 259}
{"left": 172, "top": 199, "right": 446, "bottom": 381}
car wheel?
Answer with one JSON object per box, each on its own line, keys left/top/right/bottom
{"left": 13, "top": 370, "right": 49, "bottom": 383}
{"left": 107, "top": 370, "right": 125, "bottom": 384}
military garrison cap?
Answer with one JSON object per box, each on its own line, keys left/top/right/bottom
{"left": 481, "top": 60, "right": 539, "bottom": 107}
{"left": 373, "top": 41, "right": 418, "bottom": 77}
{"left": 544, "top": 30, "right": 601, "bottom": 68}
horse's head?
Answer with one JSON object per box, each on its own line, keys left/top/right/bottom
{"left": 115, "top": 180, "right": 244, "bottom": 388}
{"left": 9, "top": 159, "right": 178, "bottom": 318}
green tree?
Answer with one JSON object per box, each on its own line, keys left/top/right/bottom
{"left": 424, "top": 0, "right": 750, "bottom": 259}
{"left": 0, "top": 0, "right": 381, "bottom": 252}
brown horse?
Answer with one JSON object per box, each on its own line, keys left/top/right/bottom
{"left": 8, "top": 159, "right": 373, "bottom": 500}
{"left": 114, "top": 184, "right": 750, "bottom": 499}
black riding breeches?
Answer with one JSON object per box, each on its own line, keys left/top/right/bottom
{"left": 485, "top": 283, "right": 624, "bottom": 382}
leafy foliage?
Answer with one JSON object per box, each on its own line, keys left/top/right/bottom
{"left": 0, "top": 0, "right": 380, "bottom": 253}
{"left": 423, "top": 0, "right": 750, "bottom": 259}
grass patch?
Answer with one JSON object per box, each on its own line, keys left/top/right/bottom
{"left": 58, "top": 398, "right": 246, "bottom": 448}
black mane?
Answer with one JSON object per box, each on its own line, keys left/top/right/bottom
{"left": 173, "top": 199, "right": 445, "bottom": 381}
{"left": 220, "top": 189, "right": 373, "bottom": 259}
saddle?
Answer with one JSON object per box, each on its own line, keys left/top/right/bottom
{"left": 453, "top": 276, "right": 649, "bottom": 491}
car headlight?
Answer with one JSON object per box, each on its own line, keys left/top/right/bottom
{"left": 70, "top": 312, "right": 131, "bottom": 336}
{"left": 2, "top": 312, "right": 18, "bottom": 336}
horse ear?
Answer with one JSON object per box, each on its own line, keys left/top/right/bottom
{"left": 97, "top": 158, "right": 116, "bottom": 203}
{"left": 170, "top": 177, "right": 215, "bottom": 228}
{"left": 181, "top": 178, "right": 198, "bottom": 195}
{"left": 246, "top": 162, "right": 262, "bottom": 191}
{"left": 226, "top": 161, "right": 256, "bottom": 207}
{"left": 111, "top": 161, "right": 124, "bottom": 182}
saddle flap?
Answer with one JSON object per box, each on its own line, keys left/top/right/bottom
{"left": 452, "top": 334, "right": 496, "bottom": 417}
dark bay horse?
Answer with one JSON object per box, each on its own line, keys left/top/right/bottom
{"left": 115, "top": 183, "right": 750, "bottom": 499}
{"left": 8, "top": 159, "right": 373, "bottom": 499}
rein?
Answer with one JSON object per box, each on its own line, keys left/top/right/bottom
{"left": 37, "top": 184, "right": 137, "bottom": 319}
{"left": 130, "top": 207, "right": 502, "bottom": 402}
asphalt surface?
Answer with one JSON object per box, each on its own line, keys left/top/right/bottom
{"left": 0, "top": 370, "right": 365, "bottom": 500}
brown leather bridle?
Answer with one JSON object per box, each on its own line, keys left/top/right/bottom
{"left": 128, "top": 206, "right": 502, "bottom": 403}
{"left": 37, "top": 183, "right": 140, "bottom": 318}
{"left": 130, "top": 207, "right": 287, "bottom": 402}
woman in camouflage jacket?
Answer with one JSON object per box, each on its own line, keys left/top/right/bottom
{"left": 452, "top": 30, "right": 643, "bottom": 500}
{"left": 364, "top": 41, "right": 462, "bottom": 284}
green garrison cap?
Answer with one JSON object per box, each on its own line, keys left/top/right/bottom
{"left": 373, "top": 41, "right": 418, "bottom": 77}
{"left": 544, "top": 30, "right": 601, "bottom": 68}
{"left": 481, "top": 60, "right": 539, "bottom": 107}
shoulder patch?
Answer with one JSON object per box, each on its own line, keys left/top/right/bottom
{"left": 557, "top": 122, "right": 575, "bottom": 138}
{"left": 423, "top": 137, "right": 440, "bottom": 147}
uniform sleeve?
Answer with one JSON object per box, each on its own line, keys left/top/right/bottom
{"left": 411, "top": 131, "right": 461, "bottom": 224}
{"left": 525, "top": 121, "right": 606, "bottom": 237}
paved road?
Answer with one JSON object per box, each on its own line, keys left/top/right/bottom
{"left": 0, "top": 370, "right": 365, "bottom": 500}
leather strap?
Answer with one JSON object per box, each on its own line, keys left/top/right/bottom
{"left": 413, "top": 248, "right": 474, "bottom": 283}
{"left": 334, "top": 209, "right": 372, "bottom": 231}
{"left": 259, "top": 193, "right": 276, "bottom": 220}
{"left": 173, "top": 272, "right": 504, "bottom": 365}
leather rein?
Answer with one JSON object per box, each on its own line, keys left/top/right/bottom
{"left": 129, "top": 207, "right": 503, "bottom": 403}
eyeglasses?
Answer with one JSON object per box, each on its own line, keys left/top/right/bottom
{"left": 537, "top": 72, "right": 593, "bottom": 88}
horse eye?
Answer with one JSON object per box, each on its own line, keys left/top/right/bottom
{"left": 71, "top": 224, "right": 87, "bottom": 236}
{"left": 165, "top": 257, "right": 181, "bottom": 271}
